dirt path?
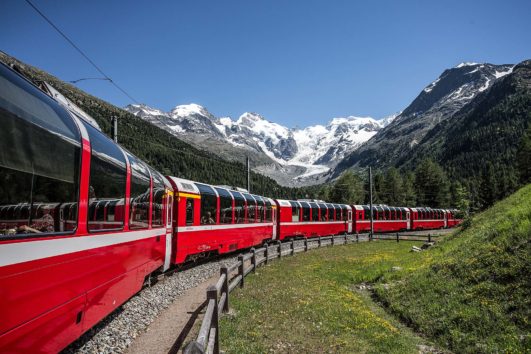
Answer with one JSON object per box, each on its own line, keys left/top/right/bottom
{"left": 125, "top": 274, "right": 218, "bottom": 354}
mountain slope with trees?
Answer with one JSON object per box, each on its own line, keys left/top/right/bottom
{"left": 334, "top": 60, "right": 531, "bottom": 210}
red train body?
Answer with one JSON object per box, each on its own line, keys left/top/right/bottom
{"left": 166, "top": 177, "right": 277, "bottom": 264}
{"left": 276, "top": 199, "right": 352, "bottom": 240}
{"left": 0, "top": 62, "right": 462, "bottom": 352}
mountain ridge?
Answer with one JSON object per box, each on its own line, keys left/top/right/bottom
{"left": 125, "top": 102, "right": 396, "bottom": 186}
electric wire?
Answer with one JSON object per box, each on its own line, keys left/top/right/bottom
{"left": 24, "top": 0, "right": 139, "bottom": 103}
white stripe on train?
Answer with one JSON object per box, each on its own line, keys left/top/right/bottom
{"left": 0, "top": 228, "right": 165, "bottom": 268}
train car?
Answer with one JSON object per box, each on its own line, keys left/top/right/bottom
{"left": 410, "top": 207, "right": 447, "bottom": 230}
{"left": 0, "top": 62, "right": 174, "bottom": 353}
{"left": 276, "top": 199, "right": 352, "bottom": 240}
{"left": 446, "top": 209, "right": 463, "bottom": 227}
{"left": 166, "top": 177, "right": 277, "bottom": 264}
{"left": 352, "top": 205, "right": 411, "bottom": 233}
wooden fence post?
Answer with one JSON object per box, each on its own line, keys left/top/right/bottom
{"left": 238, "top": 255, "right": 244, "bottom": 288}
{"left": 344, "top": 234, "right": 347, "bottom": 244}
{"left": 251, "top": 248, "right": 256, "bottom": 272}
{"left": 277, "top": 240, "right": 282, "bottom": 259}
{"left": 264, "top": 243, "right": 269, "bottom": 265}
{"left": 428, "top": 233, "right": 432, "bottom": 243}
{"left": 396, "top": 233, "right": 399, "bottom": 243}
{"left": 318, "top": 236, "right": 322, "bottom": 248}
{"left": 220, "top": 267, "right": 229, "bottom": 313}
{"left": 304, "top": 238, "right": 308, "bottom": 252}
{"left": 291, "top": 239, "right": 295, "bottom": 255}
{"left": 332, "top": 235, "right": 335, "bottom": 246}
{"left": 207, "top": 285, "right": 219, "bottom": 354}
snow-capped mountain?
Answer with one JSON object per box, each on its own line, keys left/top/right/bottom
{"left": 124, "top": 104, "right": 393, "bottom": 185}
{"left": 334, "top": 61, "right": 515, "bottom": 174}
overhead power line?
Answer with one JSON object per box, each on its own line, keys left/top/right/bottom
{"left": 69, "top": 77, "right": 111, "bottom": 84}
{"left": 24, "top": 0, "right": 139, "bottom": 103}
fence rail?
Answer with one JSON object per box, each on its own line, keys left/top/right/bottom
{"left": 183, "top": 231, "right": 441, "bottom": 354}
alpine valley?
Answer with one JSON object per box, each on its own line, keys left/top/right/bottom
{"left": 125, "top": 60, "right": 525, "bottom": 188}
{"left": 125, "top": 103, "right": 397, "bottom": 186}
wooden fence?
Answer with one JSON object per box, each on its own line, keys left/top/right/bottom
{"left": 183, "top": 231, "right": 441, "bottom": 354}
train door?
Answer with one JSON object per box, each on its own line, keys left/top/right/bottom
{"left": 272, "top": 206, "right": 278, "bottom": 240}
{"left": 347, "top": 210, "right": 353, "bottom": 233}
{"left": 163, "top": 190, "right": 174, "bottom": 271}
{"left": 406, "top": 211, "right": 411, "bottom": 230}
{"left": 444, "top": 211, "right": 448, "bottom": 228}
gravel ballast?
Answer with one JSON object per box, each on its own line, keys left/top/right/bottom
{"left": 63, "top": 256, "right": 238, "bottom": 354}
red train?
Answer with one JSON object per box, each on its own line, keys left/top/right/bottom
{"left": 0, "top": 62, "right": 462, "bottom": 352}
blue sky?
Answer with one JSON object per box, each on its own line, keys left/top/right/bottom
{"left": 1, "top": 0, "right": 530, "bottom": 127}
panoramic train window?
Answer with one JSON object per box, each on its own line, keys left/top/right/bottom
{"left": 243, "top": 193, "right": 256, "bottom": 223}
{"left": 231, "top": 191, "right": 246, "bottom": 224}
{"left": 265, "top": 199, "right": 273, "bottom": 222}
{"left": 196, "top": 183, "right": 217, "bottom": 225}
{"left": 300, "top": 202, "right": 311, "bottom": 221}
{"left": 127, "top": 153, "right": 150, "bottom": 229}
{"left": 186, "top": 198, "right": 194, "bottom": 225}
{"left": 215, "top": 187, "right": 233, "bottom": 224}
{"left": 0, "top": 64, "right": 82, "bottom": 237}
{"left": 151, "top": 170, "right": 165, "bottom": 227}
{"left": 254, "top": 195, "right": 265, "bottom": 222}
{"left": 318, "top": 203, "right": 327, "bottom": 221}
{"left": 310, "top": 203, "right": 319, "bottom": 221}
{"left": 326, "top": 204, "right": 336, "bottom": 220}
{"left": 84, "top": 121, "right": 126, "bottom": 231}
{"left": 290, "top": 201, "right": 300, "bottom": 222}
{"left": 334, "top": 205, "right": 342, "bottom": 221}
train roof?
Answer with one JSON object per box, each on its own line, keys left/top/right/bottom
{"left": 166, "top": 176, "right": 275, "bottom": 203}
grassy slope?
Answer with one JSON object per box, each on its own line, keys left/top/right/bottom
{"left": 220, "top": 185, "right": 530, "bottom": 353}
{"left": 375, "top": 184, "right": 531, "bottom": 353}
{"left": 220, "top": 241, "right": 433, "bottom": 354}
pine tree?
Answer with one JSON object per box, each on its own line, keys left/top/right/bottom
{"left": 414, "top": 159, "right": 450, "bottom": 208}
{"left": 383, "top": 168, "right": 404, "bottom": 205}
{"left": 330, "top": 171, "right": 364, "bottom": 204}
{"left": 402, "top": 171, "right": 417, "bottom": 206}
{"left": 517, "top": 124, "right": 531, "bottom": 183}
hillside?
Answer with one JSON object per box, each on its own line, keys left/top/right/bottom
{"left": 375, "top": 184, "right": 531, "bottom": 353}
{"left": 0, "top": 51, "right": 315, "bottom": 199}
{"left": 335, "top": 60, "right": 531, "bottom": 207}
{"left": 335, "top": 62, "right": 515, "bottom": 171}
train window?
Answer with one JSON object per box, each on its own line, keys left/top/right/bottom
{"left": 310, "top": 203, "right": 319, "bottom": 221}
{"left": 196, "top": 183, "right": 217, "bottom": 225}
{"left": 324, "top": 204, "right": 333, "bottom": 220}
{"left": 231, "top": 191, "right": 245, "bottom": 224}
{"left": 151, "top": 170, "right": 165, "bottom": 227}
{"left": 265, "top": 199, "right": 273, "bottom": 222}
{"left": 0, "top": 64, "right": 82, "bottom": 237}
{"left": 318, "top": 203, "right": 327, "bottom": 221}
{"left": 127, "top": 154, "right": 150, "bottom": 229}
{"left": 333, "top": 204, "right": 341, "bottom": 221}
{"left": 82, "top": 121, "right": 126, "bottom": 232}
{"left": 303, "top": 206, "right": 311, "bottom": 221}
{"left": 215, "top": 187, "right": 233, "bottom": 224}
{"left": 300, "top": 202, "right": 311, "bottom": 222}
{"left": 243, "top": 193, "right": 256, "bottom": 223}
{"left": 289, "top": 201, "right": 300, "bottom": 222}
{"left": 186, "top": 198, "right": 194, "bottom": 225}
{"left": 254, "top": 195, "right": 265, "bottom": 222}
